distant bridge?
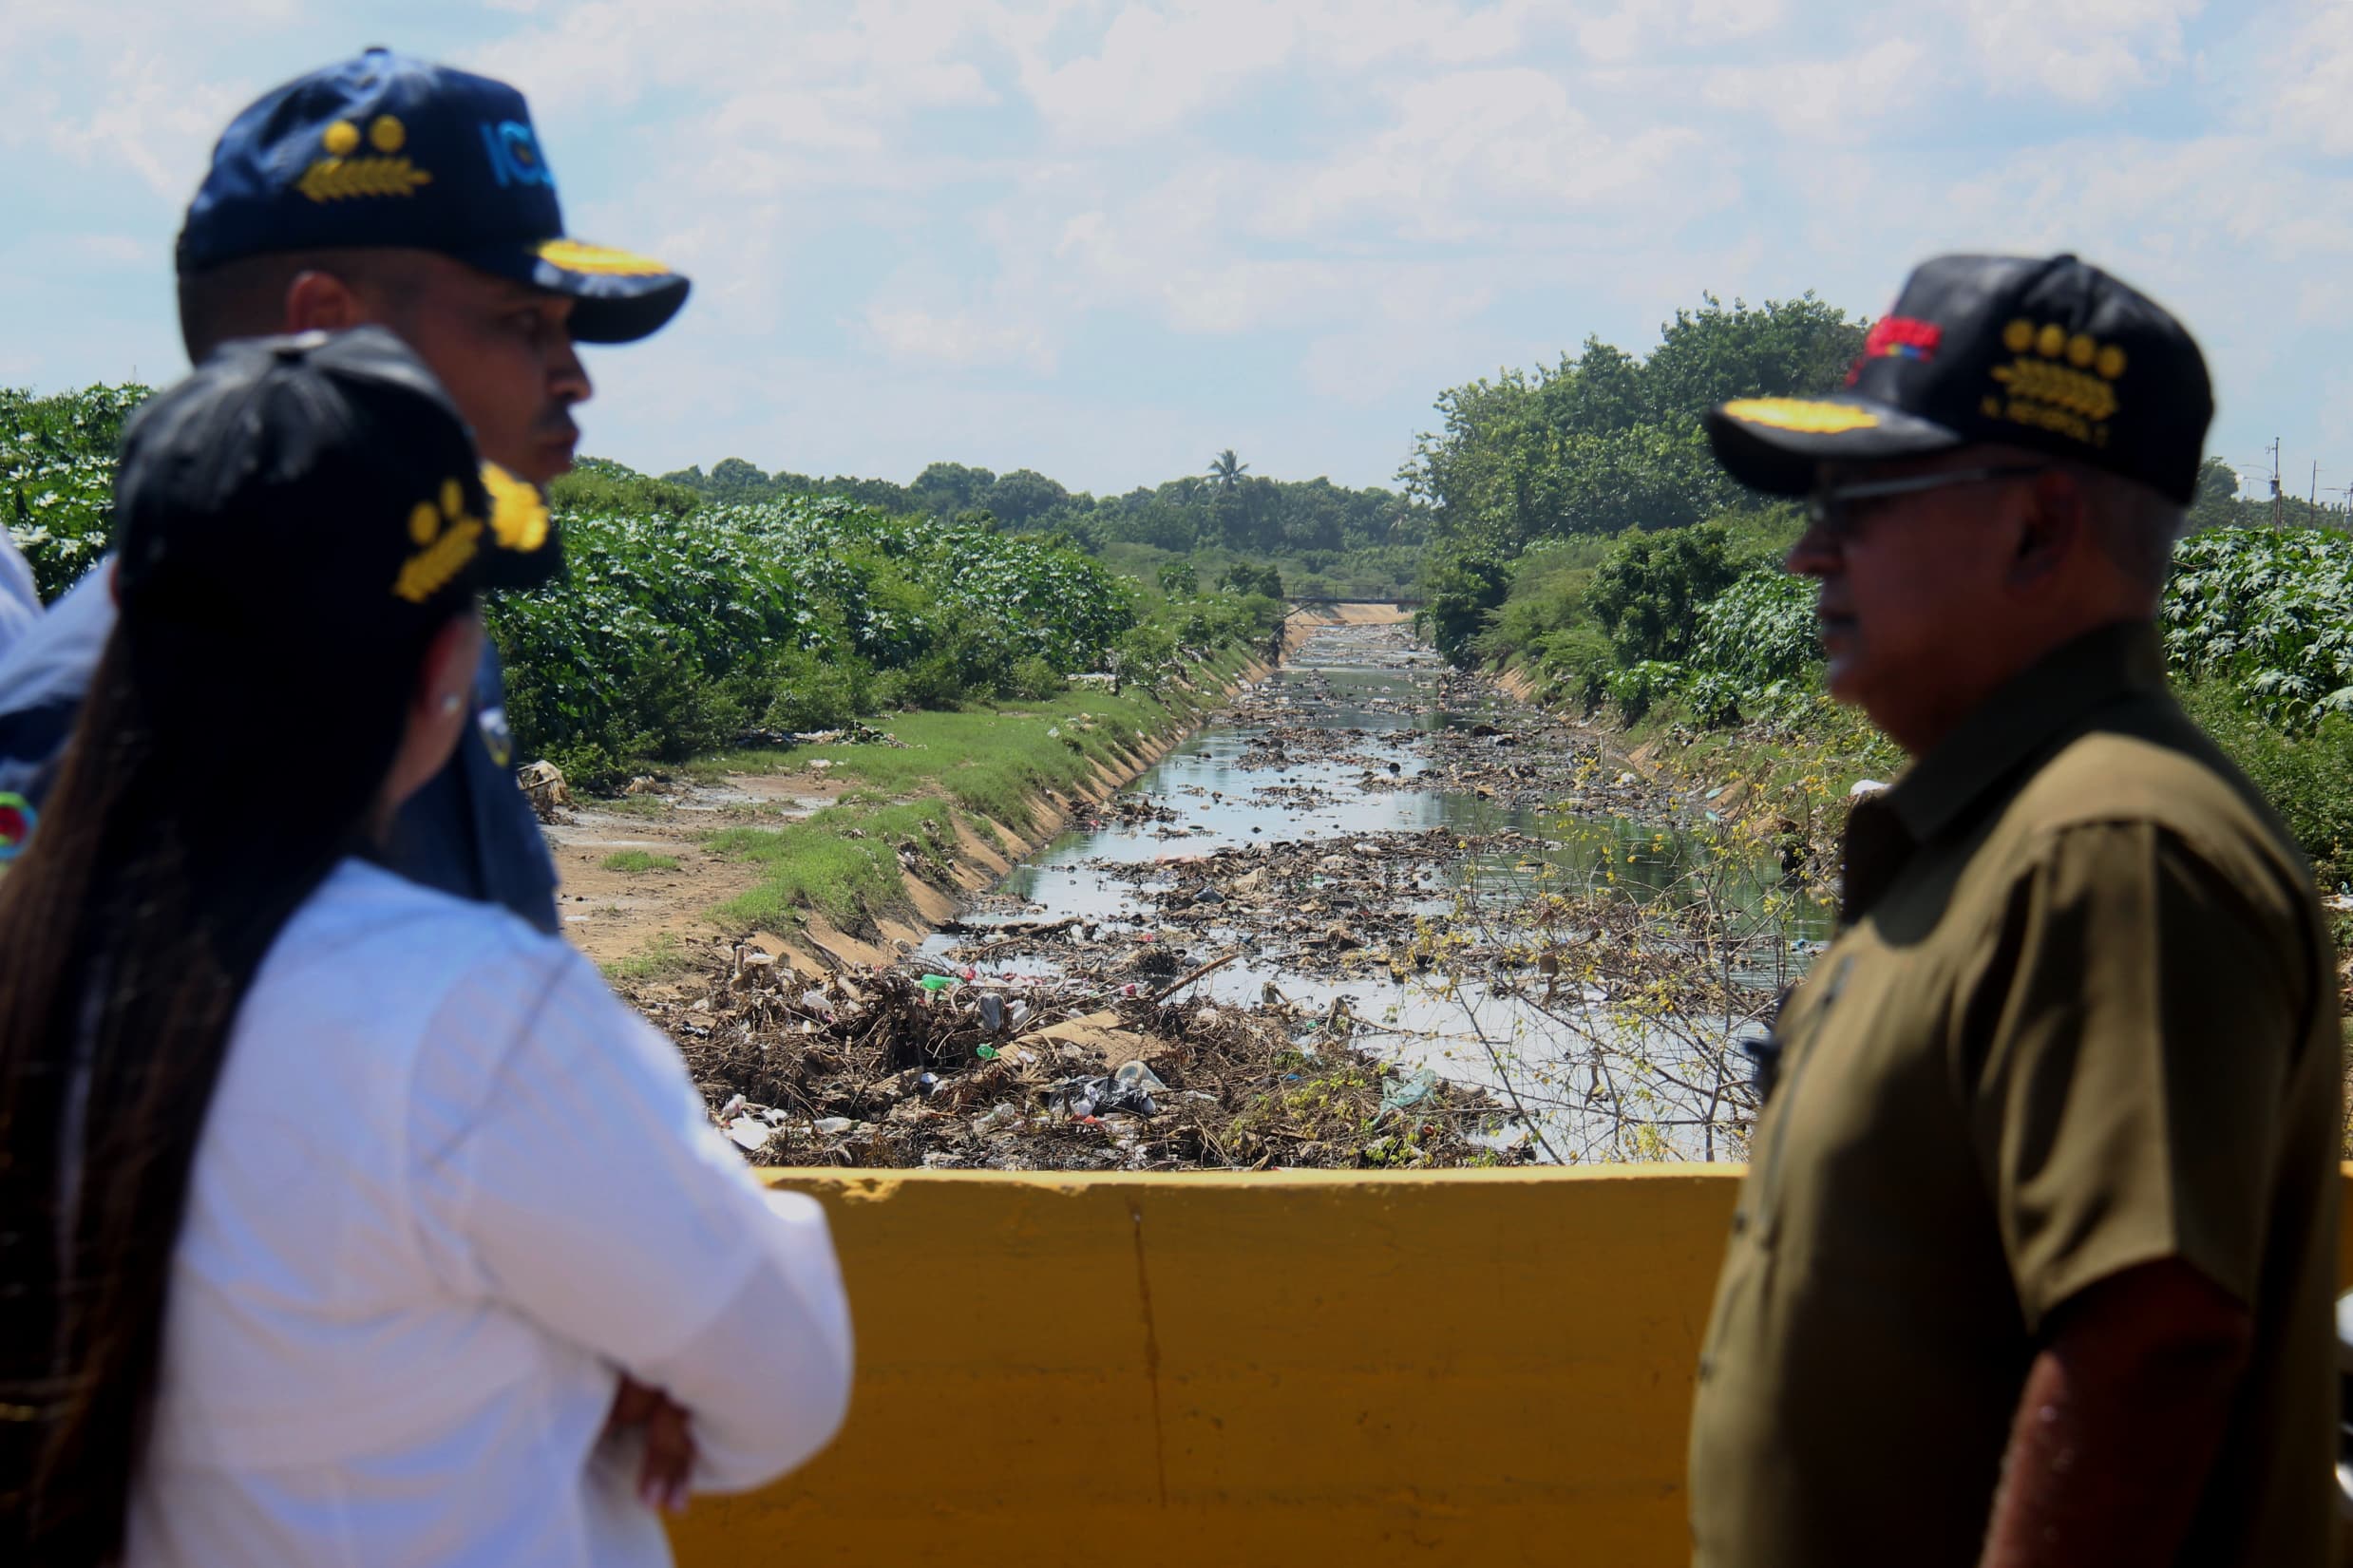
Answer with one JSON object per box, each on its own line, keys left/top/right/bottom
{"left": 1284, "top": 596, "right": 1422, "bottom": 614}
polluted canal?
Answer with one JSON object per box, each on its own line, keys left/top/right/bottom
{"left": 655, "top": 619, "right": 1832, "bottom": 1172}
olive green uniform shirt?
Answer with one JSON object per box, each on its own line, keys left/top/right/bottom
{"left": 1687, "top": 621, "right": 2340, "bottom": 1567}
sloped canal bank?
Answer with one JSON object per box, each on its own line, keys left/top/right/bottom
{"left": 640, "top": 620, "right": 1828, "bottom": 1168}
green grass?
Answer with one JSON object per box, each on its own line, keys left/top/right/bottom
{"left": 598, "top": 795, "right": 674, "bottom": 819}
{"left": 707, "top": 799, "right": 960, "bottom": 932}
{"left": 600, "top": 933, "right": 696, "bottom": 982}
{"left": 696, "top": 675, "right": 1211, "bottom": 831}
{"left": 601, "top": 849, "right": 682, "bottom": 874}
{"left": 690, "top": 650, "right": 1246, "bottom": 934}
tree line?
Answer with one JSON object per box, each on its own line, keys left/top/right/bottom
{"left": 1402, "top": 292, "right": 2307, "bottom": 660}
{"left": 654, "top": 446, "right": 1429, "bottom": 563}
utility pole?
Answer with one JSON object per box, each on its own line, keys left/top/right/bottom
{"left": 2268, "top": 437, "right": 2283, "bottom": 530}
{"left": 2311, "top": 462, "right": 2321, "bottom": 511}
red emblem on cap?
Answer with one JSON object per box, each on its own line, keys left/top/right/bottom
{"left": 1865, "top": 316, "right": 1943, "bottom": 362}
{"left": 1846, "top": 315, "right": 1944, "bottom": 385}
{"left": 0, "top": 791, "right": 34, "bottom": 860}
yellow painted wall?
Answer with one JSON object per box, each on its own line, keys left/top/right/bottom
{"left": 669, "top": 1164, "right": 2353, "bottom": 1568}
{"left": 671, "top": 1167, "right": 1742, "bottom": 1568}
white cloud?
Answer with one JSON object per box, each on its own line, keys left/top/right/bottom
{"left": 1702, "top": 38, "right": 1929, "bottom": 137}
{"left": 62, "top": 234, "right": 152, "bottom": 267}
{"left": 1943, "top": 0, "right": 2204, "bottom": 104}
{"left": 867, "top": 304, "right": 1058, "bottom": 370}
{"left": 1280, "top": 68, "right": 1711, "bottom": 238}
{"left": 1686, "top": 0, "right": 1783, "bottom": 38}
{"left": 2, "top": 0, "right": 2348, "bottom": 498}
{"left": 2271, "top": 0, "right": 2353, "bottom": 158}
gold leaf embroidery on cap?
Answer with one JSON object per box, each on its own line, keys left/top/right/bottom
{"left": 480, "top": 462, "right": 551, "bottom": 553}
{"left": 298, "top": 156, "right": 433, "bottom": 202}
{"left": 535, "top": 238, "right": 672, "bottom": 277}
{"left": 393, "top": 476, "right": 484, "bottom": 603}
{"left": 1720, "top": 398, "right": 1882, "bottom": 435}
{"left": 1984, "top": 321, "right": 2131, "bottom": 449}
{"left": 1991, "top": 359, "right": 2117, "bottom": 422}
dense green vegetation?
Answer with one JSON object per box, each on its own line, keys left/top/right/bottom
{"left": 0, "top": 387, "right": 1288, "bottom": 795}
{"left": 656, "top": 446, "right": 1427, "bottom": 601}
{"left": 1479, "top": 504, "right": 2353, "bottom": 879}
{"left": 2, "top": 383, "right": 147, "bottom": 598}
{"left": 1413, "top": 293, "right": 2353, "bottom": 883}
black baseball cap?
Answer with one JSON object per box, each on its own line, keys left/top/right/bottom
{"left": 113, "top": 327, "right": 555, "bottom": 639}
{"left": 177, "top": 47, "right": 689, "bottom": 345}
{"left": 1704, "top": 254, "right": 2213, "bottom": 506}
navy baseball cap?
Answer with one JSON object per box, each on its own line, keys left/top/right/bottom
{"left": 1704, "top": 254, "right": 2213, "bottom": 506}
{"left": 177, "top": 47, "right": 689, "bottom": 345}
{"left": 114, "top": 327, "right": 557, "bottom": 638}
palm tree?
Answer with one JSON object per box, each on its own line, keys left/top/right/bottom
{"left": 1207, "top": 449, "right": 1248, "bottom": 492}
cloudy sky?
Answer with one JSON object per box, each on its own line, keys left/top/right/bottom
{"left": 4, "top": 1, "right": 2347, "bottom": 500}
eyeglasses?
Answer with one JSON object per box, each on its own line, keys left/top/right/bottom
{"left": 1804, "top": 464, "right": 2049, "bottom": 539}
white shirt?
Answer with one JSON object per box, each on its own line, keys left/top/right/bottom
{"left": 124, "top": 860, "right": 853, "bottom": 1568}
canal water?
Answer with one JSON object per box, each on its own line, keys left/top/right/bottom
{"left": 923, "top": 621, "right": 1827, "bottom": 1161}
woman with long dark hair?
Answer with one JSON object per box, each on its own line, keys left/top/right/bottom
{"left": 0, "top": 329, "right": 852, "bottom": 1567}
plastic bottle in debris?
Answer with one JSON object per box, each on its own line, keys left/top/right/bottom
{"left": 920, "top": 973, "right": 956, "bottom": 992}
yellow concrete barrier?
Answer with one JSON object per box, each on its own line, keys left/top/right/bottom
{"left": 670, "top": 1167, "right": 1743, "bottom": 1568}
{"left": 668, "top": 1163, "right": 2353, "bottom": 1568}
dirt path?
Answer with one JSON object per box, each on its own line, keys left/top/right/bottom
{"left": 544, "top": 772, "right": 846, "bottom": 969}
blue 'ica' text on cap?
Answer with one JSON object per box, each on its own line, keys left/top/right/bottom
{"left": 176, "top": 47, "right": 689, "bottom": 344}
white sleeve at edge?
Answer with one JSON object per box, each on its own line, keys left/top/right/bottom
{"left": 640, "top": 1186, "right": 854, "bottom": 1494}
{"left": 425, "top": 946, "right": 855, "bottom": 1492}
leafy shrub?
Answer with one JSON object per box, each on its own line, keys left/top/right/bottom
{"left": 2, "top": 383, "right": 149, "bottom": 598}
{"left": 546, "top": 456, "right": 701, "bottom": 520}
{"left": 761, "top": 650, "right": 870, "bottom": 733}
{"left": 490, "top": 494, "right": 1141, "bottom": 763}
{"left": 2179, "top": 679, "right": 2353, "bottom": 884}
{"left": 874, "top": 652, "right": 963, "bottom": 711}
{"left": 1417, "top": 547, "right": 1512, "bottom": 664}
{"left": 1676, "top": 569, "right": 1822, "bottom": 727}
{"left": 1003, "top": 656, "right": 1067, "bottom": 701}
{"left": 1221, "top": 560, "right": 1283, "bottom": 598}
{"left": 1533, "top": 625, "right": 1615, "bottom": 713}
{"left": 1585, "top": 523, "right": 1739, "bottom": 665}
{"left": 2163, "top": 527, "right": 2353, "bottom": 730}
{"left": 1606, "top": 660, "right": 1683, "bottom": 724}
{"left": 1111, "top": 623, "right": 1181, "bottom": 693}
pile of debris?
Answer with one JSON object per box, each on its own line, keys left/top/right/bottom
{"left": 626, "top": 945, "right": 1512, "bottom": 1172}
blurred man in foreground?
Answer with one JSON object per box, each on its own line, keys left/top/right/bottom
{"left": 1686, "top": 254, "right": 2339, "bottom": 1567}
{"left": 0, "top": 45, "right": 688, "bottom": 926}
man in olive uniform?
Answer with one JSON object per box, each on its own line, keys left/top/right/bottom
{"left": 1686, "top": 254, "right": 2340, "bottom": 1566}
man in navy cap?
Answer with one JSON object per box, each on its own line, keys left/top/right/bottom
{"left": 1686, "top": 255, "right": 2338, "bottom": 1565}
{"left": 0, "top": 47, "right": 689, "bottom": 926}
